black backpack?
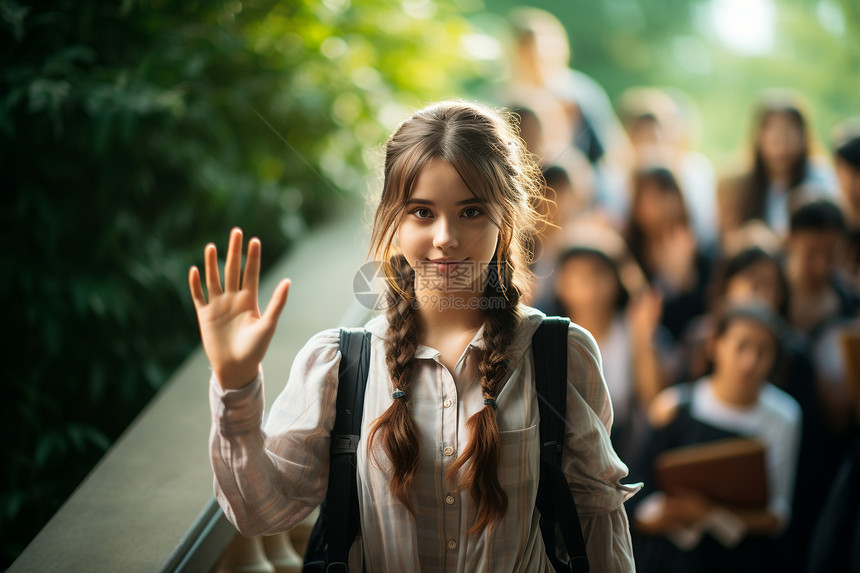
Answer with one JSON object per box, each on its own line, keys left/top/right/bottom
{"left": 302, "top": 317, "right": 589, "bottom": 573}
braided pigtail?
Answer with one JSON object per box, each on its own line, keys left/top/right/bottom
{"left": 446, "top": 259, "right": 520, "bottom": 532}
{"left": 367, "top": 253, "right": 421, "bottom": 512}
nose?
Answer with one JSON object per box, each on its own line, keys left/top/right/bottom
{"left": 432, "top": 216, "right": 459, "bottom": 251}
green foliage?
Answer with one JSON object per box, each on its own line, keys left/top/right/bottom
{"left": 0, "top": 0, "right": 482, "bottom": 565}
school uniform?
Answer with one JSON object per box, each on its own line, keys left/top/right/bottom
{"left": 208, "top": 305, "right": 639, "bottom": 572}
{"left": 627, "top": 378, "right": 802, "bottom": 573}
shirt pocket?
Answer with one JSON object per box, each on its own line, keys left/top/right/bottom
{"left": 497, "top": 423, "right": 539, "bottom": 487}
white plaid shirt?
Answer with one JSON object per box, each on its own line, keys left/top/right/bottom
{"left": 209, "top": 305, "right": 640, "bottom": 572}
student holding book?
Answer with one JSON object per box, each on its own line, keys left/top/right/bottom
{"left": 626, "top": 305, "right": 802, "bottom": 573}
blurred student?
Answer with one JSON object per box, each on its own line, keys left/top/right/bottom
{"left": 680, "top": 245, "right": 792, "bottom": 383}
{"left": 506, "top": 6, "right": 629, "bottom": 165}
{"left": 718, "top": 93, "right": 836, "bottom": 238}
{"left": 805, "top": 434, "right": 860, "bottom": 573}
{"left": 551, "top": 229, "right": 667, "bottom": 461}
{"left": 505, "top": 6, "right": 631, "bottom": 225}
{"left": 625, "top": 166, "right": 713, "bottom": 341}
{"left": 785, "top": 199, "right": 858, "bottom": 337}
{"left": 834, "top": 126, "right": 860, "bottom": 291}
{"left": 619, "top": 87, "right": 718, "bottom": 248}
{"left": 676, "top": 244, "right": 848, "bottom": 572}
{"left": 627, "top": 305, "right": 802, "bottom": 573}
{"left": 528, "top": 164, "right": 583, "bottom": 311}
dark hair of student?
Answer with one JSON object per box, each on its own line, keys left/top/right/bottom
{"left": 835, "top": 135, "right": 860, "bottom": 170}
{"left": 713, "top": 304, "right": 784, "bottom": 369}
{"left": 789, "top": 199, "right": 847, "bottom": 235}
{"left": 367, "top": 101, "right": 544, "bottom": 532}
{"left": 626, "top": 165, "right": 689, "bottom": 276}
{"left": 708, "top": 246, "right": 790, "bottom": 318}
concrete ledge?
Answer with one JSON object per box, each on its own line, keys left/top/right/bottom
{"left": 9, "top": 202, "right": 372, "bottom": 573}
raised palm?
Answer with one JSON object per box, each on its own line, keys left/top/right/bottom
{"left": 188, "top": 228, "right": 291, "bottom": 389}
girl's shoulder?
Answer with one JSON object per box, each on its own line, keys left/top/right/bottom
{"left": 758, "top": 382, "right": 802, "bottom": 427}
{"left": 647, "top": 381, "right": 697, "bottom": 428}
{"left": 290, "top": 328, "right": 343, "bottom": 376}
{"left": 519, "top": 305, "right": 603, "bottom": 367}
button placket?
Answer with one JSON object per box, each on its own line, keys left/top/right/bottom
{"left": 435, "top": 360, "right": 461, "bottom": 569}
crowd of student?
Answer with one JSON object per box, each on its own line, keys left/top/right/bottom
{"left": 505, "top": 8, "right": 860, "bottom": 573}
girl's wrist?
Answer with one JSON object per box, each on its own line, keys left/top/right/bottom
{"left": 214, "top": 364, "right": 261, "bottom": 390}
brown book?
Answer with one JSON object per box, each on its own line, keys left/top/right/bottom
{"left": 839, "top": 328, "right": 860, "bottom": 391}
{"left": 655, "top": 437, "right": 768, "bottom": 508}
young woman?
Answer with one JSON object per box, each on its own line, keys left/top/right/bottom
{"left": 718, "top": 94, "right": 837, "bottom": 238}
{"left": 189, "top": 102, "right": 638, "bottom": 572}
{"left": 627, "top": 305, "right": 802, "bottom": 573}
{"left": 625, "top": 166, "right": 713, "bottom": 341}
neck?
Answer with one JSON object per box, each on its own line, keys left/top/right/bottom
{"left": 413, "top": 285, "right": 487, "bottom": 336}
{"left": 766, "top": 166, "right": 793, "bottom": 187}
{"left": 708, "top": 372, "right": 759, "bottom": 408}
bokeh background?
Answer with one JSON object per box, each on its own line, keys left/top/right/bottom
{"left": 1, "top": 0, "right": 857, "bottom": 567}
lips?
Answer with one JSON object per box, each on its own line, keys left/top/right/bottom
{"left": 426, "top": 258, "right": 466, "bottom": 272}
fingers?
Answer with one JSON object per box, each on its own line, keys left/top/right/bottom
{"left": 243, "top": 237, "right": 262, "bottom": 296}
{"left": 204, "top": 243, "right": 223, "bottom": 297}
{"left": 189, "top": 266, "right": 206, "bottom": 308}
{"left": 263, "top": 278, "right": 291, "bottom": 326}
{"left": 224, "top": 227, "right": 243, "bottom": 292}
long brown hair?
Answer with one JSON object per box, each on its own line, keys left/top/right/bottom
{"left": 366, "top": 101, "right": 544, "bottom": 531}
{"left": 744, "top": 96, "right": 811, "bottom": 222}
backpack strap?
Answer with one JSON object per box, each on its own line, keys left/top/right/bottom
{"left": 325, "top": 328, "right": 372, "bottom": 573}
{"left": 533, "top": 317, "right": 590, "bottom": 573}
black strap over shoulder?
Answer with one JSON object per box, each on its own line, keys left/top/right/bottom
{"left": 533, "top": 317, "right": 590, "bottom": 573}
{"left": 324, "top": 328, "right": 371, "bottom": 573}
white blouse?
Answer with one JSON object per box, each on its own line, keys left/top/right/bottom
{"left": 209, "top": 305, "right": 640, "bottom": 572}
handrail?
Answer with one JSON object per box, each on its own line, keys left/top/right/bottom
{"left": 8, "top": 201, "right": 371, "bottom": 573}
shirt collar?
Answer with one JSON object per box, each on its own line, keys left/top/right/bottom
{"left": 363, "top": 305, "right": 548, "bottom": 361}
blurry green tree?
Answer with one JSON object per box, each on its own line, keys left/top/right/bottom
{"left": 0, "top": 0, "right": 484, "bottom": 565}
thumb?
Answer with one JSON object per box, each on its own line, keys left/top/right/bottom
{"left": 262, "top": 278, "right": 291, "bottom": 325}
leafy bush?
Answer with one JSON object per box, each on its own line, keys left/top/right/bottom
{"left": 0, "top": 0, "right": 483, "bottom": 565}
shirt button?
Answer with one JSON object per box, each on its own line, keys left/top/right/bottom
{"left": 443, "top": 446, "right": 454, "bottom": 456}
{"left": 445, "top": 495, "right": 456, "bottom": 505}
{"left": 443, "top": 399, "right": 453, "bottom": 408}
{"left": 447, "top": 540, "right": 458, "bottom": 550}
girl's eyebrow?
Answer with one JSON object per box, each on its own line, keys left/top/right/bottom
{"left": 406, "top": 197, "right": 485, "bottom": 205}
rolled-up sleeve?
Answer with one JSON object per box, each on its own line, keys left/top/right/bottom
{"left": 562, "top": 323, "right": 641, "bottom": 572}
{"left": 208, "top": 328, "right": 341, "bottom": 537}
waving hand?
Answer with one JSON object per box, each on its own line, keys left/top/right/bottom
{"left": 188, "top": 228, "right": 291, "bottom": 389}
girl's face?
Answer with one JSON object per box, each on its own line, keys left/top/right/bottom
{"left": 757, "top": 112, "right": 805, "bottom": 176}
{"left": 556, "top": 255, "right": 619, "bottom": 318}
{"left": 787, "top": 230, "right": 843, "bottom": 288}
{"left": 712, "top": 319, "right": 776, "bottom": 400}
{"left": 633, "top": 181, "right": 685, "bottom": 236}
{"left": 725, "top": 260, "right": 784, "bottom": 311}
{"left": 396, "top": 159, "right": 500, "bottom": 293}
